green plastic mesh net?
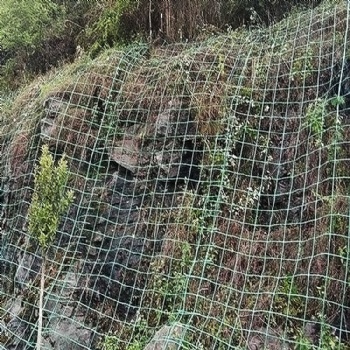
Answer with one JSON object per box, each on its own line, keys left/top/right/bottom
{"left": 1, "top": 0, "right": 350, "bottom": 349}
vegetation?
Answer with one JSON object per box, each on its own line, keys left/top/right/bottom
{"left": 28, "top": 145, "right": 73, "bottom": 349}
{"left": 1, "top": 0, "right": 350, "bottom": 349}
{"left": 0, "top": 0, "right": 62, "bottom": 53}
{"left": 0, "top": 0, "right": 321, "bottom": 90}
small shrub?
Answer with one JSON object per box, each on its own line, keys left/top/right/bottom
{"left": 28, "top": 144, "right": 73, "bottom": 349}
{"left": 28, "top": 145, "right": 74, "bottom": 248}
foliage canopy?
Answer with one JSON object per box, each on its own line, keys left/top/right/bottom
{"left": 0, "top": 0, "right": 63, "bottom": 52}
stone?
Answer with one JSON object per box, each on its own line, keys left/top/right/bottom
{"left": 144, "top": 322, "right": 186, "bottom": 350}
{"left": 247, "top": 327, "right": 291, "bottom": 350}
{"left": 107, "top": 138, "right": 140, "bottom": 174}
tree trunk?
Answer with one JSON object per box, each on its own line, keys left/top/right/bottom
{"left": 36, "top": 256, "right": 45, "bottom": 350}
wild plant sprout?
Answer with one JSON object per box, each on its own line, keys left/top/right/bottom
{"left": 28, "top": 144, "right": 74, "bottom": 350}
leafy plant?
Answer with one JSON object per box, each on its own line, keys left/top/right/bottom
{"left": 304, "top": 98, "right": 327, "bottom": 146}
{"left": 294, "top": 317, "right": 348, "bottom": 350}
{"left": 318, "top": 318, "right": 347, "bottom": 350}
{"left": 294, "top": 329, "right": 314, "bottom": 350}
{"left": 329, "top": 95, "right": 345, "bottom": 108}
{"left": 291, "top": 47, "right": 314, "bottom": 81}
{"left": 28, "top": 144, "right": 74, "bottom": 350}
{"left": 273, "top": 275, "right": 304, "bottom": 318}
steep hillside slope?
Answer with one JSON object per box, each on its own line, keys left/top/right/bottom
{"left": 1, "top": 0, "right": 350, "bottom": 349}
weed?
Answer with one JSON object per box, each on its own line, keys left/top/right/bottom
{"left": 101, "top": 317, "right": 150, "bottom": 350}
{"left": 294, "top": 329, "right": 314, "bottom": 350}
{"left": 304, "top": 98, "right": 327, "bottom": 146}
{"left": 273, "top": 276, "right": 304, "bottom": 319}
{"left": 294, "top": 318, "right": 348, "bottom": 350}
{"left": 329, "top": 95, "right": 345, "bottom": 108}
{"left": 291, "top": 47, "right": 314, "bottom": 82}
{"left": 318, "top": 319, "right": 347, "bottom": 350}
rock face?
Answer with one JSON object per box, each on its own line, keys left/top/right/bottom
{"left": 0, "top": 69, "right": 201, "bottom": 348}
